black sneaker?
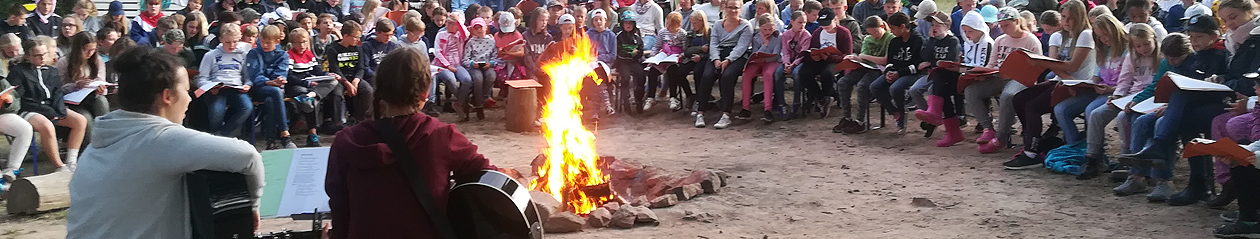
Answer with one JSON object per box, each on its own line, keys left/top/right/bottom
{"left": 1108, "top": 165, "right": 1130, "bottom": 183}
{"left": 921, "top": 122, "right": 936, "bottom": 138}
{"left": 1003, "top": 152, "right": 1043, "bottom": 170}
{"left": 1214, "top": 221, "right": 1260, "bottom": 238}
{"left": 736, "top": 109, "right": 753, "bottom": 120}
{"left": 279, "top": 137, "right": 298, "bottom": 149}
{"left": 422, "top": 104, "right": 441, "bottom": 117}
{"left": 832, "top": 118, "right": 855, "bottom": 133}
{"left": 305, "top": 134, "right": 321, "bottom": 147}
{"left": 761, "top": 111, "right": 775, "bottom": 124}
{"left": 265, "top": 139, "right": 280, "bottom": 150}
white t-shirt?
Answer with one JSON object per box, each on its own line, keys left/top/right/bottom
{"left": 820, "top": 30, "right": 838, "bottom": 48}
{"left": 1049, "top": 30, "right": 1098, "bottom": 80}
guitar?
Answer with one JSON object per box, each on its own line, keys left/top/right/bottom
{"left": 447, "top": 170, "right": 545, "bottom": 239}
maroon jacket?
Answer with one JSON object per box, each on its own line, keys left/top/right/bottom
{"left": 325, "top": 113, "right": 495, "bottom": 238}
{"left": 809, "top": 25, "right": 855, "bottom": 63}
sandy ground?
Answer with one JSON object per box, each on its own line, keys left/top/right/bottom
{"left": 0, "top": 102, "right": 1230, "bottom": 239}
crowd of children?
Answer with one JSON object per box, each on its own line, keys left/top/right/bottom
{"left": 0, "top": 0, "right": 1256, "bottom": 236}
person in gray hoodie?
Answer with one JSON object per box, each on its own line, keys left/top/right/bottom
{"left": 67, "top": 46, "right": 264, "bottom": 239}
{"left": 196, "top": 23, "right": 252, "bottom": 137}
{"left": 695, "top": 0, "right": 753, "bottom": 129}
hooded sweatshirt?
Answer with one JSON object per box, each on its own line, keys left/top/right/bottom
{"left": 522, "top": 29, "right": 553, "bottom": 78}
{"left": 923, "top": 34, "right": 961, "bottom": 68}
{"left": 616, "top": 24, "right": 645, "bottom": 63}
{"left": 67, "top": 110, "right": 263, "bottom": 239}
{"left": 885, "top": 31, "right": 926, "bottom": 76}
{"left": 1114, "top": 51, "right": 1156, "bottom": 96}
{"left": 197, "top": 42, "right": 251, "bottom": 88}
{"left": 359, "top": 36, "right": 401, "bottom": 83}
{"left": 960, "top": 11, "right": 994, "bottom": 67}
{"left": 434, "top": 27, "right": 468, "bottom": 69}
{"left": 327, "top": 113, "right": 494, "bottom": 238}
{"left": 246, "top": 44, "right": 291, "bottom": 87}
{"left": 587, "top": 27, "right": 618, "bottom": 64}
{"left": 26, "top": 11, "right": 60, "bottom": 37}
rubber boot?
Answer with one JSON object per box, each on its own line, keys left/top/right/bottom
{"left": 1076, "top": 155, "right": 1105, "bottom": 180}
{"left": 937, "top": 117, "right": 966, "bottom": 147}
{"left": 1169, "top": 156, "right": 1213, "bottom": 206}
{"left": 1119, "top": 139, "right": 1174, "bottom": 168}
{"left": 1207, "top": 181, "right": 1237, "bottom": 209}
{"left": 914, "top": 95, "right": 945, "bottom": 126}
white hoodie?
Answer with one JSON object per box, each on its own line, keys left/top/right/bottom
{"left": 196, "top": 42, "right": 252, "bottom": 89}
{"left": 960, "top": 11, "right": 995, "bottom": 67}
{"left": 67, "top": 110, "right": 264, "bottom": 239}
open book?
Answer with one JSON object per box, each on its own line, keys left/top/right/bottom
{"left": 948, "top": 59, "right": 1000, "bottom": 93}
{"left": 194, "top": 83, "right": 250, "bottom": 98}
{"left": 806, "top": 46, "right": 842, "bottom": 58}
{"left": 1108, "top": 94, "right": 1166, "bottom": 113}
{"left": 1153, "top": 72, "right": 1236, "bottom": 103}
{"left": 304, "top": 76, "right": 336, "bottom": 83}
{"left": 747, "top": 52, "right": 777, "bottom": 63}
{"left": 1183, "top": 138, "right": 1254, "bottom": 167}
{"left": 644, "top": 52, "right": 681, "bottom": 65}
{"left": 63, "top": 81, "right": 118, "bottom": 105}
{"left": 834, "top": 58, "right": 881, "bottom": 71}
{"left": 1049, "top": 79, "right": 1105, "bottom": 106}
{"left": 998, "top": 49, "right": 1062, "bottom": 87}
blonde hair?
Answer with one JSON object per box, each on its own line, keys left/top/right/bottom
{"left": 75, "top": 0, "right": 97, "bottom": 17}
{"left": 242, "top": 24, "right": 260, "bottom": 38}
{"left": 1087, "top": 5, "right": 1111, "bottom": 20}
{"left": 756, "top": 13, "right": 776, "bottom": 27}
{"left": 220, "top": 23, "right": 242, "bottom": 38}
{"left": 363, "top": 0, "right": 383, "bottom": 19}
{"left": 1219, "top": 0, "right": 1258, "bottom": 21}
{"left": 756, "top": 0, "right": 780, "bottom": 20}
{"left": 666, "top": 12, "right": 683, "bottom": 30}
{"left": 0, "top": 33, "right": 20, "bottom": 60}
{"left": 690, "top": 11, "right": 710, "bottom": 37}
{"left": 1127, "top": 23, "right": 1161, "bottom": 72}
{"left": 261, "top": 25, "right": 284, "bottom": 41}
{"left": 1091, "top": 14, "right": 1127, "bottom": 63}
{"left": 186, "top": 11, "right": 209, "bottom": 40}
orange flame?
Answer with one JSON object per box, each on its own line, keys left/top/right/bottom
{"left": 529, "top": 34, "right": 613, "bottom": 215}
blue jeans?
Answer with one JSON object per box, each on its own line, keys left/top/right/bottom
{"left": 448, "top": 66, "right": 474, "bottom": 106}
{"left": 1154, "top": 90, "right": 1228, "bottom": 142}
{"left": 908, "top": 75, "right": 931, "bottom": 111}
{"left": 871, "top": 74, "right": 921, "bottom": 114}
{"left": 1129, "top": 112, "right": 1173, "bottom": 180}
{"left": 430, "top": 68, "right": 462, "bottom": 103}
{"left": 250, "top": 85, "right": 288, "bottom": 139}
{"left": 203, "top": 90, "right": 253, "bottom": 136}
{"left": 772, "top": 63, "right": 793, "bottom": 113}
{"left": 1053, "top": 93, "right": 1107, "bottom": 143}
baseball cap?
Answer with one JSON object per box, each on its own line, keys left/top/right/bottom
{"left": 108, "top": 1, "right": 124, "bottom": 16}
{"left": 817, "top": 8, "right": 835, "bottom": 26}
{"left": 559, "top": 14, "right": 575, "bottom": 25}
{"left": 995, "top": 7, "right": 1020, "bottom": 22}
{"left": 1185, "top": 14, "right": 1220, "bottom": 34}
{"left": 547, "top": 0, "right": 565, "bottom": 9}
{"left": 621, "top": 10, "right": 637, "bottom": 22}
{"left": 471, "top": 17, "right": 487, "bottom": 28}
{"left": 979, "top": 5, "right": 999, "bottom": 23}
{"left": 926, "top": 11, "right": 948, "bottom": 25}
{"left": 1181, "top": 3, "right": 1213, "bottom": 20}
{"left": 913, "top": 0, "right": 937, "bottom": 20}
{"left": 499, "top": 12, "right": 516, "bottom": 33}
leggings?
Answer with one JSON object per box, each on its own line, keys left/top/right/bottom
{"left": 741, "top": 61, "right": 779, "bottom": 111}
{"left": 1012, "top": 82, "right": 1056, "bottom": 151}
{"left": 0, "top": 113, "right": 32, "bottom": 177}
{"left": 1232, "top": 166, "right": 1260, "bottom": 222}
{"left": 697, "top": 58, "right": 748, "bottom": 113}
{"left": 665, "top": 61, "right": 699, "bottom": 100}
{"left": 929, "top": 70, "right": 965, "bottom": 118}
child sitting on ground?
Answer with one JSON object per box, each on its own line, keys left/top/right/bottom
{"left": 246, "top": 25, "right": 296, "bottom": 149}
{"left": 286, "top": 29, "right": 345, "bottom": 147}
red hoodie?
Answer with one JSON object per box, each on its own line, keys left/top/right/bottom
{"left": 325, "top": 113, "right": 495, "bottom": 238}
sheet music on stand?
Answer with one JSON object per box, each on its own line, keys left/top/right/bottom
{"left": 258, "top": 147, "right": 332, "bottom": 218}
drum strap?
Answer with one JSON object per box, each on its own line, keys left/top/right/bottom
{"left": 374, "top": 118, "right": 459, "bottom": 239}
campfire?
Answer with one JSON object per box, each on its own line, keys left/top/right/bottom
{"left": 529, "top": 34, "right": 614, "bottom": 216}
{"left": 523, "top": 34, "right": 730, "bottom": 233}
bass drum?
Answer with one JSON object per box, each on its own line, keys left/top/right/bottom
{"left": 448, "top": 170, "right": 545, "bottom": 239}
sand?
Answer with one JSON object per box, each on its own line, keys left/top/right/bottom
{"left": 0, "top": 106, "right": 1228, "bottom": 239}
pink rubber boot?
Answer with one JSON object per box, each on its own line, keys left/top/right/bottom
{"left": 914, "top": 95, "right": 945, "bottom": 126}
{"left": 937, "top": 117, "right": 966, "bottom": 147}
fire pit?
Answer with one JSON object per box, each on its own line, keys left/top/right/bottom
{"left": 523, "top": 34, "right": 730, "bottom": 233}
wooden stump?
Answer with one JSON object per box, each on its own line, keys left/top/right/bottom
{"left": 505, "top": 80, "right": 542, "bottom": 133}
{"left": 7, "top": 172, "right": 72, "bottom": 214}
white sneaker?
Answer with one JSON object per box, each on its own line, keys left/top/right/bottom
{"left": 643, "top": 98, "right": 655, "bottom": 111}
{"left": 669, "top": 97, "right": 682, "bottom": 111}
{"left": 694, "top": 113, "right": 706, "bottom": 128}
{"left": 56, "top": 166, "right": 73, "bottom": 173}
{"left": 714, "top": 113, "right": 732, "bottom": 129}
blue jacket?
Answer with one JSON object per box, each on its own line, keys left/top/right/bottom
{"left": 129, "top": 20, "right": 158, "bottom": 47}
{"left": 358, "top": 37, "right": 401, "bottom": 83}
{"left": 586, "top": 28, "right": 617, "bottom": 64}
{"left": 246, "top": 45, "right": 291, "bottom": 87}
{"left": 1224, "top": 33, "right": 1260, "bottom": 96}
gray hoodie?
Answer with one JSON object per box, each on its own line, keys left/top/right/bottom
{"left": 196, "top": 42, "right": 252, "bottom": 88}
{"left": 67, "top": 110, "right": 264, "bottom": 239}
